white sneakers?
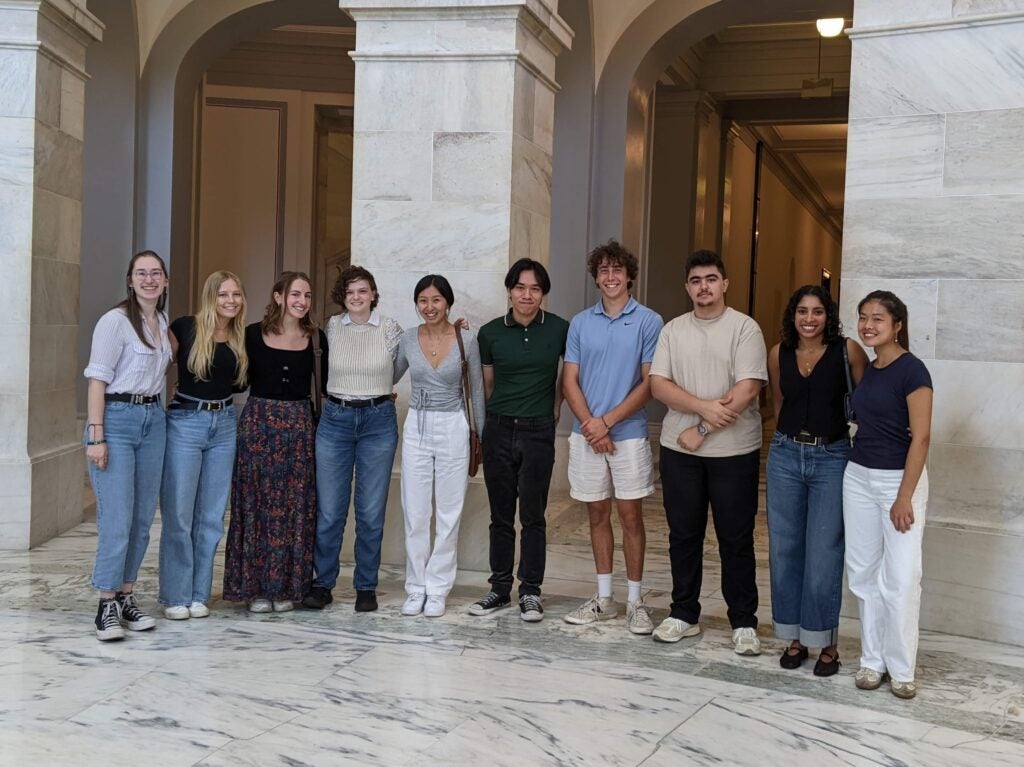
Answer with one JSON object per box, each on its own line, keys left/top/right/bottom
{"left": 732, "top": 627, "right": 762, "bottom": 656}
{"left": 248, "top": 599, "right": 272, "bottom": 613}
{"left": 562, "top": 595, "right": 653, "bottom": 635}
{"left": 625, "top": 599, "right": 655, "bottom": 635}
{"left": 563, "top": 595, "right": 618, "bottom": 625}
{"left": 402, "top": 593, "right": 426, "bottom": 616}
{"left": 652, "top": 617, "right": 701, "bottom": 643}
{"left": 164, "top": 602, "right": 211, "bottom": 619}
{"left": 423, "top": 595, "right": 446, "bottom": 618}
{"left": 402, "top": 593, "right": 446, "bottom": 617}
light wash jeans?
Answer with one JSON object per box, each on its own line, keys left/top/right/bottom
{"left": 158, "top": 403, "right": 237, "bottom": 606}
{"left": 313, "top": 399, "right": 398, "bottom": 591}
{"left": 89, "top": 400, "right": 166, "bottom": 592}
{"left": 401, "top": 408, "right": 469, "bottom": 597}
{"left": 766, "top": 432, "right": 849, "bottom": 647}
{"left": 843, "top": 460, "right": 929, "bottom": 682}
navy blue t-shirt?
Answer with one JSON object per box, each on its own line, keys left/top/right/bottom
{"left": 850, "top": 353, "right": 932, "bottom": 470}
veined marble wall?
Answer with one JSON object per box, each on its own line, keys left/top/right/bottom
{"left": 843, "top": 0, "right": 1024, "bottom": 644}
{"left": 339, "top": 0, "right": 571, "bottom": 569}
{"left": 0, "top": 0, "right": 101, "bottom": 549}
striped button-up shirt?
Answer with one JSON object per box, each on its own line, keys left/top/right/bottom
{"left": 84, "top": 308, "right": 172, "bottom": 396}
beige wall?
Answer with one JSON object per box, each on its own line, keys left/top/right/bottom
{"left": 197, "top": 102, "right": 282, "bottom": 320}
{"left": 753, "top": 160, "right": 842, "bottom": 340}
{"left": 720, "top": 131, "right": 756, "bottom": 313}
{"left": 195, "top": 84, "right": 352, "bottom": 315}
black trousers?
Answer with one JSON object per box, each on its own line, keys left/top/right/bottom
{"left": 660, "top": 444, "right": 760, "bottom": 628}
{"left": 482, "top": 414, "right": 556, "bottom": 597}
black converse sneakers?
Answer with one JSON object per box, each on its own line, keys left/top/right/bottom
{"left": 116, "top": 591, "right": 156, "bottom": 631}
{"left": 95, "top": 598, "right": 125, "bottom": 641}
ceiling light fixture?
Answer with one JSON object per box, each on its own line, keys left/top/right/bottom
{"left": 816, "top": 18, "right": 845, "bottom": 37}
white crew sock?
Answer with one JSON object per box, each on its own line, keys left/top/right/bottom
{"left": 597, "top": 573, "right": 613, "bottom": 599}
{"left": 627, "top": 579, "right": 643, "bottom": 604}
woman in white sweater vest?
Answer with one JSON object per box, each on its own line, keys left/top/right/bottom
{"left": 302, "top": 266, "right": 402, "bottom": 613}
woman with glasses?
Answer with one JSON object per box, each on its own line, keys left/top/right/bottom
{"left": 84, "top": 251, "right": 172, "bottom": 641}
{"left": 223, "top": 272, "right": 327, "bottom": 613}
{"left": 158, "top": 271, "right": 248, "bottom": 619}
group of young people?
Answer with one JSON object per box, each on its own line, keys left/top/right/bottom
{"left": 84, "top": 242, "right": 931, "bottom": 700}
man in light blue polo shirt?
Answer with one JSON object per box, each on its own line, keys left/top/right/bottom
{"left": 561, "top": 240, "right": 664, "bottom": 635}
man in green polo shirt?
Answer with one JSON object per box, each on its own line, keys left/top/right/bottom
{"left": 468, "top": 258, "right": 569, "bottom": 622}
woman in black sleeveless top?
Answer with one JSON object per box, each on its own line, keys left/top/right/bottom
{"left": 766, "top": 285, "right": 867, "bottom": 675}
{"left": 223, "top": 272, "right": 328, "bottom": 613}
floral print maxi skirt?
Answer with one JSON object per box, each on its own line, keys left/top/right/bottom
{"left": 223, "top": 397, "right": 316, "bottom": 602}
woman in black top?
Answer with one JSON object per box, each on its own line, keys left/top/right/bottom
{"left": 766, "top": 285, "right": 867, "bottom": 675}
{"left": 159, "top": 271, "right": 249, "bottom": 619}
{"left": 223, "top": 272, "right": 328, "bottom": 613}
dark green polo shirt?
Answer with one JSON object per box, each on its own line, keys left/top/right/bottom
{"left": 478, "top": 309, "right": 569, "bottom": 418}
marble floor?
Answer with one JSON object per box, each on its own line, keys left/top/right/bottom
{"left": 2, "top": 483, "right": 1023, "bottom": 766}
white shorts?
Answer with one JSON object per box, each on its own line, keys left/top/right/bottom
{"left": 567, "top": 432, "right": 655, "bottom": 503}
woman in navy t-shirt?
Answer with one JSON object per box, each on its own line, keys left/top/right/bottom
{"left": 843, "top": 290, "right": 932, "bottom": 700}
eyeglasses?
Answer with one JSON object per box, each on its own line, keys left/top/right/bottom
{"left": 133, "top": 270, "right": 165, "bottom": 280}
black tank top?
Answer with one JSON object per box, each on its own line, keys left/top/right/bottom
{"left": 777, "top": 341, "right": 848, "bottom": 438}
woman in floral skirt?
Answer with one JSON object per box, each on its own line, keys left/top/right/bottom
{"left": 223, "top": 272, "right": 327, "bottom": 612}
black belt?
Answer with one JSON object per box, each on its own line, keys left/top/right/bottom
{"left": 169, "top": 396, "right": 233, "bottom": 412}
{"left": 105, "top": 393, "right": 159, "bottom": 405}
{"left": 489, "top": 414, "right": 554, "bottom": 427}
{"left": 789, "top": 431, "right": 848, "bottom": 447}
{"left": 327, "top": 394, "right": 391, "bottom": 408}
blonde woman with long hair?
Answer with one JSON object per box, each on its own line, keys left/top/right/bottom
{"left": 159, "top": 271, "right": 249, "bottom": 619}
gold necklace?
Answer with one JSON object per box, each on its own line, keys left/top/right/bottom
{"left": 797, "top": 345, "right": 824, "bottom": 373}
{"left": 424, "top": 329, "right": 451, "bottom": 357}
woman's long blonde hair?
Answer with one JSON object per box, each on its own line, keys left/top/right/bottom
{"left": 188, "top": 271, "right": 248, "bottom": 386}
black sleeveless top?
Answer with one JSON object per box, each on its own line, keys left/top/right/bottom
{"left": 777, "top": 341, "right": 848, "bottom": 438}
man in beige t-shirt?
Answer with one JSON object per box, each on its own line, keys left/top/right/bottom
{"left": 649, "top": 250, "right": 767, "bottom": 655}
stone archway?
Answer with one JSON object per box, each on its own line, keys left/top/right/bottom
{"left": 588, "top": 0, "right": 850, "bottom": 251}
{"left": 132, "top": 0, "right": 350, "bottom": 321}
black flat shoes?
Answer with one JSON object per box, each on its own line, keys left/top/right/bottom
{"left": 780, "top": 645, "right": 809, "bottom": 669}
{"left": 813, "top": 649, "right": 841, "bottom": 677}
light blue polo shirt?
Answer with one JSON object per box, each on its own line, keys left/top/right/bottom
{"left": 565, "top": 297, "right": 663, "bottom": 442}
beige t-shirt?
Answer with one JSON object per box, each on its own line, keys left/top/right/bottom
{"left": 650, "top": 307, "right": 767, "bottom": 457}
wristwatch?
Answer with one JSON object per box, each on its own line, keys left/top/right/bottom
{"left": 697, "top": 422, "right": 709, "bottom": 437}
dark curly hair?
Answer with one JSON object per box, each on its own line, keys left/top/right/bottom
{"left": 332, "top": 265, "right": 379, "bottom": 311}
{"left": 780, "top": 284, "right": 843, "bottom": 348}
{"left": 587, "top": 239, "right": 638, "bottom": 289}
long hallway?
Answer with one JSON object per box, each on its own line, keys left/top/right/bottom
{"left": 1, "top": 475, "right": 1023, "bottom": 765}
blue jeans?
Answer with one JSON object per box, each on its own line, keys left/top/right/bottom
{"left": 766, "top": 432, "right": 850, "bottom": 647}
{"left": 158, "top": 404, "right": 237, "bottom": 606}
{"left": 313, "top": 399, "right": 398, "bottom": 591}
{"left": 89, "top": 400, "right": 166, "bottom": 592}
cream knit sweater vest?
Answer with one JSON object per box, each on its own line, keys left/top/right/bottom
{"left": 326, "top": 315, "right": 401, "bottom": 397}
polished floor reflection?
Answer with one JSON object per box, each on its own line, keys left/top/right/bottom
{"left": 1, "top": 484, "right": 1023, "bottom": 766}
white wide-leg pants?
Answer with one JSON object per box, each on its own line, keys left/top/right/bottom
{"left": 843, "top": 460, "right": 929, "bottom": 683}
{"left": 400, "top": 408, "right": 470, "bottom": 597}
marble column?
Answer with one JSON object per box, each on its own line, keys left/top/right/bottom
{"left": 0, "top": 0, "right": 102, "bottom": 549}
{"left": 340, "top": 0, "right": 571, "bottom": 569}
{"left": 843, "top": 0, "right": 1024, "bottom": 644}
